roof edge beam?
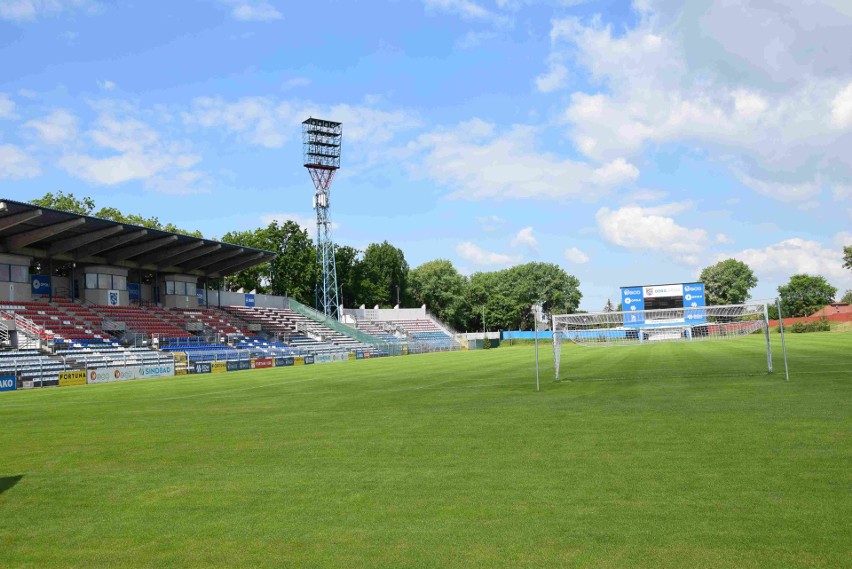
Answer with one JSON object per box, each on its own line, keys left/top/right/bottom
{"left": 107, "top": 235, "right": 179, "bottom": 263}
{"left": 75, "top": 229, "right": 148, "bottom": 260}
{"left": 0, "top": 209, "right": 44, "bottom": 232}
{"left": 180, "top": 247, "right": 244, "bottom": 271}
{"left": 3, "top": 217, "right": 86, "bottom": 251}
{"left": 48, "top": 225, "right": 125, "bottom": 256}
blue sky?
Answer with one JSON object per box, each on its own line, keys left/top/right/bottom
{"left": 1, "top": 0, "right": 850, "bottom": 311}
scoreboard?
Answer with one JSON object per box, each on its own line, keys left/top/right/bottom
{"left": 620, "top": 282, "right": 706, "bottom": 328}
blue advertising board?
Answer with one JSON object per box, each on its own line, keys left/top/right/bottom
{"left": 620, "top": 286, "right": 645, "bottom": 326}
{"left": 275, "top": 356, "right": 294, "bottom": 367}
{"left": 0, "top": 375, "right": 17, "bottom": 392}
{"left": 128, "top": 283, "right": 141, "bottom": 302}
{"left": 226, "top": 361, "right": 241, "bottom": 371}
{"left": 31, "top": 275, "right": 51, "bottom": 296}
{"left": 303, "top": 355, "right": 315, "bottom": 365}
{"left": 194, "top": 362, "right": 212, "bottom": 374}
{"left": 238, "top": 360, "right": 251, "bottom": 370}
{"left": 620, "top": 282, "right": 706, "bottom": 327}
{"left": 197, "top": 288, "right": 205, "bottom": 305}
{"left": 245, "top": 293, "right": 255, "bottom": 307}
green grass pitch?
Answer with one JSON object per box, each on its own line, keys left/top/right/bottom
{"left": 1, "top": 333, "right": 850, "bottom": 568}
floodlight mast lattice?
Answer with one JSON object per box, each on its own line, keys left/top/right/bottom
{"left": 303, "top": 117, "right": 342, "bottom": 320}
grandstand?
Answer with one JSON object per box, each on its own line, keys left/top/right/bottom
{"left": 0, "top": 197, "right": 463, "bottom": 390}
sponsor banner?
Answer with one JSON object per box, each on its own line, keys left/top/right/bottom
{"left": 197, "top": 288, "right": 205, "bottom": 306}
{"left": 332, "top": 353, "right": 348, "bottom": 362}
{"left": 304, "top": 355, "right": 315, "bottom": 365}
{"left": 88, "top": 367, "right": 137, "bottom": 384}
{"left": 226, "top": 360, "right": 241, "bottom": 371}
{"left": 0, "top": 375, "right": 16, "bottom": 392}
{"left": 621, "top": 286, "right": 646, "bottom": 327}
{"left": 31, "top": 275, "right": 51, "bottom": 296}
{"left": 355, "top": 350, "right": 364, "bottom": 360}
{"left": 293, "top": 356, "right": 304, "bottom": 366}
{"left": 194, "top": 362, "right": 212, "bottom": 374}
{"left": 251, "top": 358, "right": 274, "bottom": 369}
{"left": 275, "top": 356, "right": 294, "bottom": 367}
{"left": 348, "top": 352, "right": 356, "bottom": 360}
{"left": 136, "top": 363, "right": 175, "bottom": 379}
{"left": 363, "top": 352, "right": 372, "bottom": 359}
{"left": 128, "top": 282, "right": 141, "bottom": 301}
{"left": 315, "top": 354, "right": 333, "bottom": 364}
{"left": 244, "top": 293, "right": 255, "bottom": 307}
{"left": 212, "top": 361, "right": 227, "bottom": 374}
{"left": 58, "top": 370, "right": 87, "bottom": 387}
{"left": 643, "top": 284, "right": 683, "bottom": 299}
{"left": 238, "top": 360, "right": 251, "bottom": 370}
{"left": 107, "top": 289, "right": 120, "bottom": 306}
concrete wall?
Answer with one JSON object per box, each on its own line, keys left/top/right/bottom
{"left": 0, "top": 254, "right": 32, "bottom": 303}
{"left": 206, "top": 290, "right": 288, "bottom": 309}
{"left": 159, "top": 274, "right": 199, "bottom": 308}
{"left": 341, "top": 306, "right": 427, "bottom": 321}
{"left": 82, "top": 265, "right": 129, "bottom": 306}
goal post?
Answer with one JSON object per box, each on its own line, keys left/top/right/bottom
{"left": 552, "top": 301, "right": 787, "bottom": 382}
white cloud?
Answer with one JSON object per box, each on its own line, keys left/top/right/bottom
{"left": 97, "top": 79, "right": 116, "bottom": 91}
{"left": 834, "top": 231, "right": 852, "bottom": 248}
{"left": 716, "top": 233, "right": 734, "bottom": 245}
{"left": 221, "top": 1, "right": 282, "bottom": 22}
{"left": 0, "top": 144, "right": 40, "bottom": 179}
{"left": 24, "top": 109, "right": 78, "bottom": 145}
{"left": 58, "top": 109, "right": 204, "bottom": 193}
{"left": 476, "top": 214, "right": 504, "bottom": 232}
{"left": 456, "top": 241, "right": 519, "bottom": 266}
{"left": 831, "top": 82, "right": 852, "bottom": 129}
{"left": 406, "top": 119, "right": 636, "bottom": 201}
{"left": 536, "top": 61, "right": 569, "bottom": 93}
{"left": 282, "top": 77, "right": 310, "bottom": 90}
{"left": 0, "top": 0, "right": 97, "bottom": 22}
{"left": 548, "top": 4, "right": 852, "bottom": 203}
{"left": 596, "top": 204, "right": 707, "bottom": 264}
{"left": 511, "top": 226, "right": 538, "bottom": 253}
{"left": 0, "top": 94, "right": 15, "bottom": 119}
{"left": 185, "top": 96, "right": 419, "bottom": 150}
{"left": 591, "top": 158, "right": 640, "bottom": 186}
{"left": 564, "top": 246, "right": 589, "bottom": 264}
{"left": 423, "top": 0, "right": 510, "bottom": 27}
{"left": 728, "top": 238, "right": 852, "bottom": 288}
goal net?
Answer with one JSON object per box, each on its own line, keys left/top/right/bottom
{"left": 551, "top": 302, "right": 778, "bottom": 381}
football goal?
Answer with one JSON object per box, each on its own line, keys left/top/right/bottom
{"left": 551, "top": 301, "right": 788, "bottom": 382}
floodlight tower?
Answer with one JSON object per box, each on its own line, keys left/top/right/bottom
{"left": 303, "top": 117, "right": 342, "bottom": 319}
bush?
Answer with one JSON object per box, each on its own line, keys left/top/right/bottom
{"left": 778, "top": 318, "right": 831, "bottom": 333}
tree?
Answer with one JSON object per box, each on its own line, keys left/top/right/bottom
{"left": 604, "top": 299, "right": 615, "bottom": 312}
{"left": 777, "top": 274, "right": 837, "bottom": 317}
{"left": 357, "top": 241, "right": 409, "bottom": 308}
{"left": 31, "top": 192, "right": 202, "bottom": 237}
{"left": 840, "top": 290, "right": 852, "bottom": 304}
{"left": 31, "top": 191, "right": 95, "bottom": 215}
{"left": 843, "top": 245, "right": 852, "bottom": 272}
{"left": 409, "top": 259, "right": 469, "bottom": 329}
{"left": 466, "top": 262, "right": 581, "bottom": 331}
{"left": 334, "top": 245, "right": 361, "bottom": 308}
{"left": 699, "top": 259, "right": 758, "bottom": 305}
{"left": 222, "top": 220, "right": 317, "bottom": 305}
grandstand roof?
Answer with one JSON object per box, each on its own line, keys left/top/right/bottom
{"left": 0, "top": 198, "right": 275, "bottom": 277}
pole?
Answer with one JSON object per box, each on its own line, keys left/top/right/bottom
{"left": 776, "top": 297, "right": 789, "bottom": 381}
{"left": 534, "top": 305, "right": 540, "bottom": 392}
{"left": 763, "top": 302, "right": 773, "bottom": 373}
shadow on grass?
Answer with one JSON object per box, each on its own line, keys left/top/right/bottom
{"left": 0, "top": 475, "right": 23, "bottom": 495}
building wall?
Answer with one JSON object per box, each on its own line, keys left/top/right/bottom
{"left": 0, "top": 254, "right": 32, "bottom": 303}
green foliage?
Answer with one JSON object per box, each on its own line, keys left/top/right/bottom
{"left": 356, "top": 241, "right": 409, "bottom": 308}
{"left": 603, "top": 299, "right": 615, "bottom": 312}
{"left": 482, "top": 336, "right": 491, "bottom": 349}
{"left": 841, "top": 289, "right": 852, "bottom": 304}
{"left": 409, "top": 259, "right": 469, "bottom": 329}
{"left": 779, "top": 318, "right": 831, "bottom": 333}
{"left": 844, "top": 245, "right": 852, "bottom": 272}
{"left": 699, "top": 259, "right": 758, "bottom": 305}
{"left": 222, "top": 220, "right": 317, "bottom": 305}
{"left": 334, "top": 245, "right": 361, "bottom": 308}
{"left": 468, "top": 262, "right": 581, "bottom": 331}
{"left": 778, "top": 273, "right": 837, "bottom": 317}
{"left": 30, "top": 191, "right": 95, "bottom": 215}
{"left": 30, "top": 192, "right": 202, "bottom": 237}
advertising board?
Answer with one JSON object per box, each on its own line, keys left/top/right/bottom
{"left": 304, "top": 355, "right": 315, "bottom": 365}
{"left": 0, "top": 375, "right": 16, "bottom": 392}
{"left": 58, "top": 370, "right": 87, "bottom": 386}
{"left": 136, "top": 363, "right": 175, "bottom": 379}
{"left": 194, "top": 362, "right": 212, "bottom": 374}
{"left": 88, "top": 367, "right": 136, "bottom": 384}
{"left": 251, "top": 358, "right": 273, "bottom": 369}
{"left": 211, "top": 361, "right": 227, "bottom": 373}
